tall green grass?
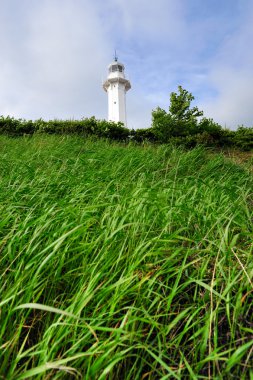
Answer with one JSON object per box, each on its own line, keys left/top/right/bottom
{"left": 0, "top": 135, "right": 252, "bottom": 379}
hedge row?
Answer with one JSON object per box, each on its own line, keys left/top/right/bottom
{"left": 0, "top": 116, "right": 130, "bottom": 141}
{"left": 0, "top": 115, "right": 252, "bottom": 150}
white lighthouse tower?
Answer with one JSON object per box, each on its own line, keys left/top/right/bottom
{"left": 103, "top": 55, "right": 131, "bottom": 126}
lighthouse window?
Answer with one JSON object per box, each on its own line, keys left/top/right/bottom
{"left": 111, "top": 64, "right": 123, "bottom": 72}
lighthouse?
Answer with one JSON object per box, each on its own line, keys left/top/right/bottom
{"left": 103, "top": 55, "right": 131, "bottom": 126}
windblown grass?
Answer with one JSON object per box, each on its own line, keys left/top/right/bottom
{"left": 0, "top": 135, "right": 252, "bottom": 379}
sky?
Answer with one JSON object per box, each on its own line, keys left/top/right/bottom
{"left": 0, "top": 0, "right": 253, "bottom": 130}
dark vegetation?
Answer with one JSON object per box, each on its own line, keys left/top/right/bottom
{"left": 0, "top": 86, "right": 253, "bottom": 150}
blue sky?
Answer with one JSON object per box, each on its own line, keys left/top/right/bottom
{"left": 0, "top": 0, "right": 252, "bottom": 129}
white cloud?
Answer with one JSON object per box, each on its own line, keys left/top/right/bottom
{"left": 202, "top": 68, "right": 253, "bottom": 128}
{"left": 0, "top": 0, "right": 111, "bottom": 120}
{"left": 200, "top": 4, "right": 253, "bottom": 128}
{"left": 109, "top": 0, "right": 186, "bottom": 45}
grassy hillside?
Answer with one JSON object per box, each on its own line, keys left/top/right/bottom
{"left": 0, "top": 135, "right": 252, "bottom": 379}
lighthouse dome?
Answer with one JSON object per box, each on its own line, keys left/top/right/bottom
{"left": 108, "top": 61, "right": 125, "bottom": 73}
{"left": 107, "top": 60, "right": 126, "bottom": 79}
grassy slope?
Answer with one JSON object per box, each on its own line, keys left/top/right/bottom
{"left": 0, "top": 135, "right": 252, "bottom": 379}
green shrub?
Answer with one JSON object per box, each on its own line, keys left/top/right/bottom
{"left": 233, "top": 126, "right": 253, "bottom": 151}
{"left": 0, "top": 116, "right": 130, "bottom": 141}
{"left": 130, "top": 127, "right": 157, "bottom": 143}
{"left": 0, "top": 114, "right": 252, "bottom": 151}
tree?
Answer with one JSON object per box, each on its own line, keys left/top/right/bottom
{"left": 151, "top": 86, "right": 203, "bottom": 142}
{"left": 169, "top": 85, "right": 203, "bottom": 122}
{"left": 151, "top": 107, "right": 175, "bottom": 142}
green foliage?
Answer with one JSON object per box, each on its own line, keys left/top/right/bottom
{"left": 0, "top": 135, "right": 253, "bottom": 378}
{"left": 197, "top": 118, "right": 235, "bottom": 147}
{"left": 151, "top": 86, "right": 204, "bottom": 143}
{"left": 0, "top": 106, "right": 252, "bottom": 150}
{"left": 169, "top": 85, "right": 203, "bottom": 122}
{"left": 151, "top": 107, "right": 174, "bottom": 142}
{"left": 233, "top": 126, "right": 253, "bottom": 151}
{"left": 151, "top": 87, "right": 253, "bottom": 150}
{"left": 0, "top": 116, "right": 129, "bottom": 141}
{"left": 130, "top": 127, "right": 157, "bottom": 143}
{"left": 0, "top": 116, "right": 35, "bottom": 135}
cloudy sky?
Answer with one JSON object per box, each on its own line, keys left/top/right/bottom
{"left": 0, "top": 0, "right": 252, "bottom": 129}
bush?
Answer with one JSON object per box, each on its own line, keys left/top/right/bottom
{"left": 0, "top": 116, "right": 130, "bottom": 141}
{"left": 0, "top": 114, "right": 252, "bottom": 151}
{"left": 130, "top": 128, "right": 157, "bottom": 143}
{"left": 233, "top": 126, "right": 253, "bottom": 151}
